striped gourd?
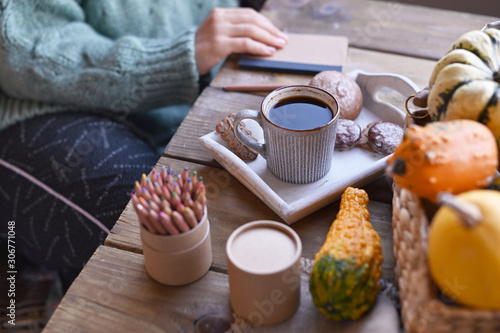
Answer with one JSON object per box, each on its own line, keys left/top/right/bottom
{"left": 309, "top": 187, "right": 383, "bottom": 321}
{"left": 428, "top": 28, "right": 500, "bottom": 149}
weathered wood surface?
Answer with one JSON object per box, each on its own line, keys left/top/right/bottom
{"left": 262, "top": 0, "right": 499, "bottom": 60}
{"left": 45, "top": 245, "right": 400, "bottom": 333}
{"left": 106, "top": 157, "right": 396, "bottom": 285}
{"left": 45, "top": 1, "right": 499, "bottom": 331}
{"left": 164, "top": 86, "right": 262, "bottom": 168}
{"left": 164, "top": 52, "right": 435, "bottom": 166}
{"left": 44, "top": 246, "right": 234, "bottom": 333}
{"left": 212, "top": 47, "right": 437, "bottom": 89}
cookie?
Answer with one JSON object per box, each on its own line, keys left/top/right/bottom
{"left": 309, "top": 70, "right": 363, "bottom": 120}
{"left": 335, "top": 119, "right": 361, "bottom": 150}
{"left": 216, "top": 113, "right": 258, "bottom": 160}
{"left": 358, "top": 122, "right": 376, "bottom": 152}
{"left": 367, "top": 121, "right": 404, "bottom": 155}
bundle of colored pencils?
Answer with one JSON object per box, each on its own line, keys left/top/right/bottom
{"left": 131, "top": 166, "right": 206, "bottom": 235}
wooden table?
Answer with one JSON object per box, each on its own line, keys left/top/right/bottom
{"left": 43, "top": 1, "right": 499, "bottom": 332}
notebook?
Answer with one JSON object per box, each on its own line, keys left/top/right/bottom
{"left": 238, "top": 33, "right": 349, "bottom": 75}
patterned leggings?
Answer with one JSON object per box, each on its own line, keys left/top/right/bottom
{"left": 0, "top": 112, "right": 160, "bottom": 287}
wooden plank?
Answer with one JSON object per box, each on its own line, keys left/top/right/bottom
{"left": 164, "top": 62, "right": 430, "bottom": 170}
{"left": 165, "top": 49, "right": 435, "bottom": 167}
{"left": 262, "top": 0, "right": 499, "bottom": 60}
{"left": 212, "top": 48, "right": 436, "bottom": 92}
{"left": 43, "top": 246, "right": 233, "bottom": 333}
{"left": 105, "top": 157, "right": 396, "bottom": 285}
{"left": 164, "top": 86, "right": 264, "bottom": 167}
{"left": 45, "top": 245, "right": 399, "bottom": 333}
{"left": 372, "top": 0, "right": 498, "bottom": 17}
{"left": 344, "top": 47, "right": 435, "bottom": 89}
{"left": 209, "top": 55, "right": 313, "bottom": 93}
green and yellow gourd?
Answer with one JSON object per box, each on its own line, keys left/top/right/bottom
{"left": 427, "top": 28, "right": 500, "bottom": 148}
{"left": 309, "top": 187, "right": 383, "bottom": 321}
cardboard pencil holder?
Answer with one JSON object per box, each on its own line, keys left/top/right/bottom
{"left": 140, "top": 207, "right": 212, "bottom": 286}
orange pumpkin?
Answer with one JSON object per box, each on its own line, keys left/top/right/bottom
{"left": 386, "top": 119, "right": 498, "bottom": 202}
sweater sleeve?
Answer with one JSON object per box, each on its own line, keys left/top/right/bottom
{"left": 0, "top": 0, "right": 200, "bottom": 114}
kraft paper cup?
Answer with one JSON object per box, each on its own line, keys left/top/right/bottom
{"left": 140, "top": 207, "right": 212, "bottom": 286}
{"left": 226, "top": 221, "right": 302, "bottom": 326}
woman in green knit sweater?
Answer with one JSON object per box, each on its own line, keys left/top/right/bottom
{"left": 0, "top": 0, "right": 285, "bottom": 287}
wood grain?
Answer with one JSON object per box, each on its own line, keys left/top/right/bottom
{"left": 262, "top": 0, "right": 499, "bottom": 60}
{"left": 44, "top": 3, "right": 500, "bottom": 332}
{"left": 165, "top": 50, "right": 435, "bottom": 167}
{"left": 164, "top": 86, "right": 263, "bottom": 167}
{"left": 45, "top": 245, "right": 399, "bottom": 333}
{"left": 105, "top": 157, "right": 396, "bottom": 284}
{"left": 44, "top": 246, "right": 234, "bottom": 333}
{"left": 211, "top": 48, "right": 436, "bottom": 93}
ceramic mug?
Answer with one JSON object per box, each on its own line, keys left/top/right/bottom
{"left": 234, "top": 85, "right": 340, "bottom": 184}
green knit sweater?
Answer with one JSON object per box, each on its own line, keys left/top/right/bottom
{"left": 0, "top": 0, "right": 238, "bottom": 131}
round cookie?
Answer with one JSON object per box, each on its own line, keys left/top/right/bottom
{"left": 335, "top": 119, "right": 361, "bottom": 150}
{"left": 367, "top": 121, "right": 404, "bottom": 155}
{"left": 309, "top": 70, "right": 363, "bottom": 120}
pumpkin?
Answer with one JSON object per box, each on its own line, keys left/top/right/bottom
{"left": 309, "top": 187, "right": 383, "bottom": 321}
{"left": 428, "top": 190, "right": 500, "bottom": 310}
{"left": 427, "top": 28, "right": 500, "bottom": 149}
{"left": 386, "top": 119, "right": 498, "bottom": 202}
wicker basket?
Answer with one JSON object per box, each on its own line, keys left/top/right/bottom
{"left": 395, "top": 21, "right": 500, "bottom": 331}
{"left": 392, "top": 184, "right": 500, "bottom": 333}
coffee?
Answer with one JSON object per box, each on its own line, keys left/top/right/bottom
{"left": 268, "top": 96, "right": 333, "bottom": 130}
{"left": 233, "top": 85, "right": 339, "bottom": 183}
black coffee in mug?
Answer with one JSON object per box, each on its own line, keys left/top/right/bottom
{"left": 234, "top": 85, "right": 339, "bottom": 183}
{"left": 267, "top": 96, "right": 333, "bottom": 130}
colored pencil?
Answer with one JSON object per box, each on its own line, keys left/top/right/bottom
{"left": 131, "top": 167, "right": 206, "bottom": 235}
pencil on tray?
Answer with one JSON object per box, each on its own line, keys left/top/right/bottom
{"left": 222, "top": 84, "right": 284, "bottom": 92}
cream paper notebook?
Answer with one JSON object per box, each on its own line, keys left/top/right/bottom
{"left": 238, "top": 33, "right": 349, "bottom": 75}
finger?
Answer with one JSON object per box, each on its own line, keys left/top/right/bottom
{"left": 224, "top": 36, "right": 277, "bottom": 56}
{"left": 226, "top": 23, "right": 287, "bottom": 49}
{"left": 216, "top": 8, "right": 286, "bottom": 39}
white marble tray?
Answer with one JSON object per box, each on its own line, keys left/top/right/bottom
{"left": 199, "top": 70, "right": 420, "bottom": 224}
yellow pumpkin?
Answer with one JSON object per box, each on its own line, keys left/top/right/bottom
{"left": 427, "top": 28, "right": 500, "bottom": 149}
{"left": 428, "top": 190, "right": 500, "bottom": 310}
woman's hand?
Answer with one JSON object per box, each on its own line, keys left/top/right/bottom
{"left": 195, "top": 7, "right": 287, "bottom": 75}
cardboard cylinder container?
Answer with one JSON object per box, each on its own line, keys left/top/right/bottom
{"left": 140, "top": 208, "right": 212, "bottom": 286}
{"left": 226, "top": 220, "right": 302, "bottom": 326}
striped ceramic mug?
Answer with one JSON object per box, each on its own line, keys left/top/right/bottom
{"left": 234, "top": 85, "right": 340, "bottom": 184}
